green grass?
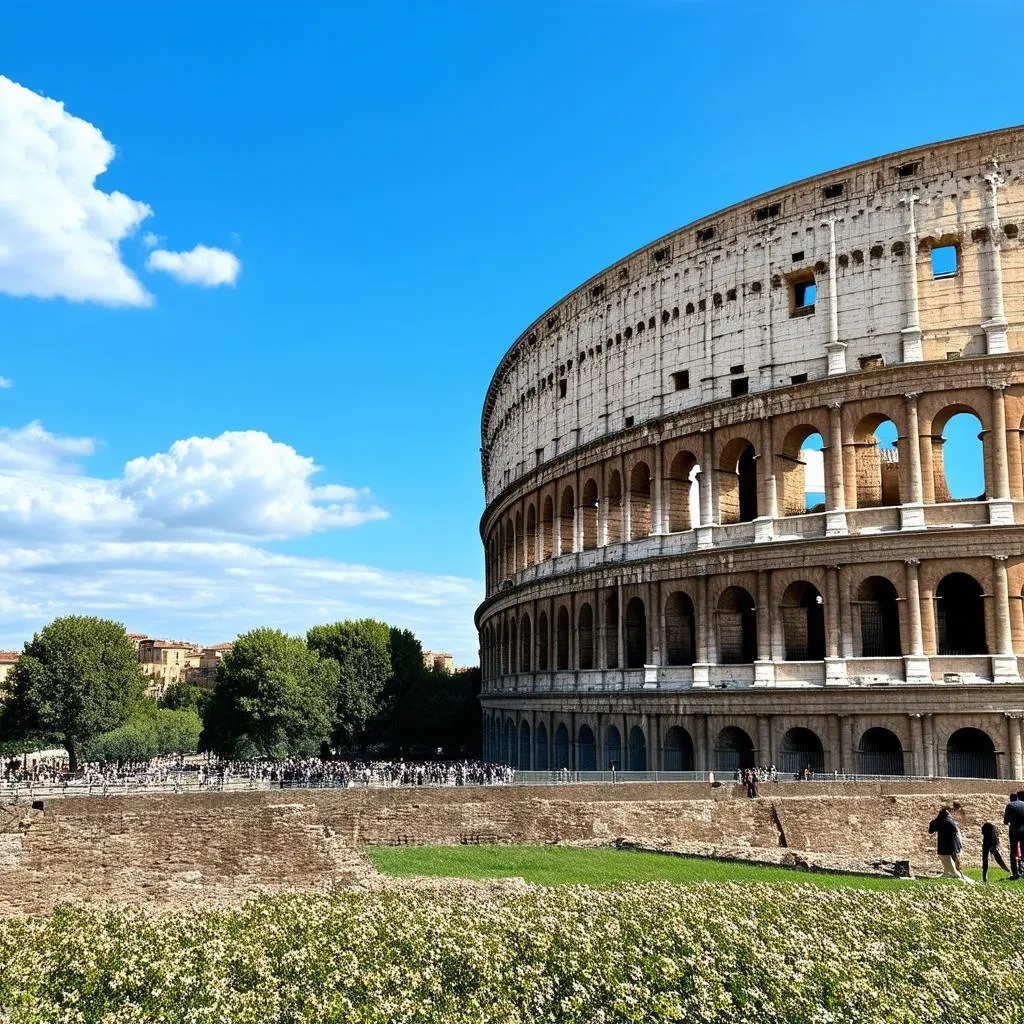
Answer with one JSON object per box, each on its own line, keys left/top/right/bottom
{"left": 365, "top": 843, "right": 962, "bottom": 888}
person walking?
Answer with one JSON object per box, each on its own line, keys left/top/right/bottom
{"left": 981, "top": 822, "right": 1010, "bottom": 883}
{"left": 1002, "top": 791, "right": 1024, "bottom": 879}
{"left": 928, "top": 807, "right": 975, "bottom": 883}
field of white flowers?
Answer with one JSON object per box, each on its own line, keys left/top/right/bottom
{"left": 0, "top": 883, "right": 1021, "bottom": 1023}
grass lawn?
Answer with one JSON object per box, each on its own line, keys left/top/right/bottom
{"left": 365, "top": 843, "right": 978, "bottom": 888}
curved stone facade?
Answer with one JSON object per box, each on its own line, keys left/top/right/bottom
{"left": 475, "top": 128, "right": 1024, "bottom": 780}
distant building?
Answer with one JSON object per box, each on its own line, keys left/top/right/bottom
{"left": 126, "top": 633, "right": 149, "bottom": 652}
{"left": 189, "top": 643, "right": 233, "bottom": 688}
{"left": 0, "top": 651, "right": 20, "bottom": 696}
{"left": 422, "top": 650, "right": 455, "bottom": 673}
{"left": 138, "top": 639, "right": 201, "bottom": 697}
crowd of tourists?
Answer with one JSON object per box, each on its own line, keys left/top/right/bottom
{"left": 0, "top": 755, "right": 515, "bottom": 791}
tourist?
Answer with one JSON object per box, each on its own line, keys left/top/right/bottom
{"left": 928, "top": 806, "right": 974, "bottom": 883}
{"left": 1002, "top": 791, "right": 1024, "bottom": 879}
{"left": 981, "top": 822, "right": 1010, "bottom": 883}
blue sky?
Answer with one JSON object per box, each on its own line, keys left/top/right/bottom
{"left": 0, "top": 0, "right": 1012, "bottom": 662}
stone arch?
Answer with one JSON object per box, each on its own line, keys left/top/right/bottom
{"left": 779, "top": 424, "right": 825, "bottom": 515}
{"left": 856, "top": 727, "right": 905, "bottom": 776}
{"left": 604, "top": 592, "right": 619, "bottom": 669}
{"left": 717, "top": 585, "right": 757, "bottom": 663}
{"left": 629, "top": 461, "right": 652, "bottom": 539}
{"left": 716, "top": 725, "right": 755, "bottom": 773}
{"left": 936, "top": 572, "right": 987, "bottom": 655}
{"left": 556, "top": 605, "right": 570, "bottom": 670}
{"left": 605, "top": 725, "right": 622, "bottom": 769}
{"left": 852, "top": 414, "right": 900, "bottom": 509}
{"left": 930, "top": 404, "right": 986, "bottom": 503}
{"left": 718, "top": 436, "right": 759, "bottom": 524}
{"left": 500, "top": 618, "right": 509, "bottom": 675}
{"left": 663, "top": 725, "right": 695, "bottom": 771}
{"left": 780, "top": 580, "right": 825, "bottom": 660}
{"left": 946, "top": 726, "right": 997, "bottom": 778}
{"left": 503, "top": 518, "right": 515, "bottom": 576}
{"left": 558, "top": 485, "right": 575, "bottom": 554}
{"left": 540, "top": 495, "right": 554, "bottom": 559}
{"left": 578, "top": 724, "right": 597, "bottom": 770}
{"left": 535, "top": 721, "right": 549, "bottom": 770}
{"left": 520, "top": 612, "right": 532, "bottom": 672}
{"left": 524, "top": 503, "right": 537, "bottom": 567}
{"left": 581, "top": 477, "right": 599, "bottom": 550}
{"left": 605, "top": 470, "right": 623, "bottom": 544}
{"left": 519, "top": 720, "right": 531, "bottom": 769}
{"left": 664, "top": 590, "right": 696, "bottom": 666}
{"left": 856, "top": 576, "right": 902, "bottom": 657}
{"left": 553, "top": 722, "right": 570, "bottom": 769}
{"left": 537, "top": 611, "right": 549, "bottom": 672}
{"left": 578, "top": 602, "right": 595, "bottom": 670}
{"left": 625, "top": 596, "right": 647, "bottom": 668}
{"left": 780, "top": 726, "right": 825, "bottom": 775}
{"left": 509, "top": 617, "right": 519, "bottom": 673}
{"left": 628, "top": 726, "right": 647, "bottom": 770}
{"left": 666, "top": 449, "right": 700, "bottom": 532}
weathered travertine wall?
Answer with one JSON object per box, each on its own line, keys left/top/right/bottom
{"left": 0, "top": 782, "right": 1015, "bottom": 915}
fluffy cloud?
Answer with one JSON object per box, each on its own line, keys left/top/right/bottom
{"left": 803, "top": 448, "right": 825, "bottom": 494}
{"left": 0, "top": 378, "right": 13, "bottom": 390}
{"left": 146, "top": 245, "right": 241, "bottom": 287}
{"left": 0, "top": 76, "right": 152, "bottom": 306}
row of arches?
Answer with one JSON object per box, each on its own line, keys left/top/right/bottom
{"left": 482, "top": 571, "right": 990, "bottom": 676}
{"left": 486, "top": 719, "right": 999, "bottom": 778}
{"left": 487, "top": 399, "right": 997, "bottom": 589}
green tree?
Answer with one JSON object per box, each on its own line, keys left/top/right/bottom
{"left": 80, "top": 701, "right": 203, "bottom": 762}
{"left": 307, "top": 619, "right": 391, "bottom": 749}
{"left": 159, "top": 681, "right": 213, "bottom": 717}
{"left": 2, "top": 616, "right": 146, "bottom": 771}
{"left": 203, "top": 628, "right": 338, "bottom": 758}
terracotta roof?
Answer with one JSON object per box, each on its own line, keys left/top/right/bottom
{"left": 205, "top": 643, "right": 234, "bottom": 650}
{"left": 0, "top": 651, "right": 20, "bottom": 661}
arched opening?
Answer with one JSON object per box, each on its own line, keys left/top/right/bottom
{"left": 578, "top": 725, "right": 596, "bottom": 771}
{"left": 856, "top": 727, "right": 905, "bottom": 776}
{"left": 520, "top": 613, "right": 532, "bottom": 672}
{"left": 856, "top": 577, "right": 902, "bottom": 657}
{"left": 535, "top": 722, "right": 549, "bottom": 770}
{"left": 853, "top": 416, "right": 899, "bottom": 509}
{"left": 553, "top": 723, "right": 570, "bottom": 769}
{"left": 628, "top": 726, "right": 647, "bottom": 770}
{"left": 717, "top": 586, "right": 757, "bottom": 664}
{"left": 781, "top": 580, "right": 825, "bottom": 661}
{"left": 936, "top": 572, "right": 987, "bottom": 655}
{"left": 604, "top": 593, "right": 619, "bottom": 669}
{"left": 581, "top": 478, "right": 599, "bottom": 551}
{"left": 665, "top": 591, "right": 696, "bottom": 666}
{"left": 500, "top": 619, "right": 509, "bottom": 675}
{"left": 504, "top": 719, "right": 516, "bottom": 765}
{"left": 605, "top": 725, "right": 622, "bottom": 770}
{"left": 558, "top": 486, "right": 575, "bottom": 554}
{"left": 503, "top": 519, "right": 515, "bottom": 577}
{"left": 537, "top": 611, "right": 549, "bottom": 672}
{"left": 716, "top": 726, "right": 755, "bottom": 773}
{"left": 629, "top": 462, "right": 652, "bottom": 539}
{"left": 946, "top": 727, "right": 997, "bottom": 778}
{"left": 779, "top": 426, "right": 825, "bottom": 515}
{"left": 519, "top": 721, "right": 531, "bottom": 770}
{"left": 666, "top": 450, "right": 699, "bottom": 532}
{"left": 719, "top": 438, "right": 759, "bottom": 524}
{"left": 780, "top": 727, "right": 825, "bottom": 775}
{"left": 932, "top": 408, "right": 985, "bottom": 502}
{"left": 509, "top": 617, "right": 518, "bottom": 674}
{"left": 556, "top": 606, "right": 570, "bottom": 670}
{"left": 578, "top": 603, "right": 594, "bottom": 670}
{"left": 524, "top": 504, "right": 537, "bottom": 567}
{"left": 663, "top": 725, "right": 695, "bottom": 771}
{"left": 606, "top": 470, "right": 623, "bottom": 544}
{"left": 541, "top": 496, "right": 554, "bottom": 560}
{"left": 625, "top": 597, "right": 647, "bottom": 668}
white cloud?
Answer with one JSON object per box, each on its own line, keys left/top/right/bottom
{"left": 0, "top": 378, "right": 13, "bottom": 389}
{"left": 141, "top": 231, "right": 161, "bottom": 250}
{"left": 0, "top": 76, "right": 153, "bottom": 306}
{"left": 146, "top": 245, "right": 241, "bottom": 287}
{"left": 803, "top": 448, "right": 825, "bottom": 494}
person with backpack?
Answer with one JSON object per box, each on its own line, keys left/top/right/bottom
{"left": 928, "top": 806, "right": 975, "bottom": 883}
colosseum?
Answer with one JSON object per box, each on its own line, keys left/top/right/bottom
{"left": 476, "top": 126, "right": 1024, "bottom": 781}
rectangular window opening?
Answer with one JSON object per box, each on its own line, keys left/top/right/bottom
{"left": 624, "top": 415, "right": 635, "bottom": 428}
{"left": 790, "top": 274, "right": 816, "bottom": 316}
{"left": 558, "top": 379, "right": 567, "bottom": 399}
{"left": 790, "top": 373, "right": 808, "bottom": 385}
{"left": 730, "top": 377, "right": 749, "bottom": 398}
{"left": 753, "top": 202, "right": 780, "bottom": 222}
{"left": 931, "top": 244, "right": 959, "bottom": 278}
{"left": 729, "top": 363, "right": 744, "bottom": 374}
{"left": 859, "top": 354, "right": 884, "bottom": 370}
{"left": 671, "top": 370, "right": 690, "bottom": 392}
{"left": 823, "top": 182, "right": 844, "bottom": 199}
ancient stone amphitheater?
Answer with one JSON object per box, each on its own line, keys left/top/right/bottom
{"left": 476, "top": 127, "right": 1024, "bottom": 781}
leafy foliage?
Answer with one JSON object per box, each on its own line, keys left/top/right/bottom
{"left": 80, "top": 702, "right": 203, "bottom": 762}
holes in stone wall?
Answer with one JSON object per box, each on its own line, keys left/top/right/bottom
{"left": 931, "top": 244, "right": 959, "bottom": 278}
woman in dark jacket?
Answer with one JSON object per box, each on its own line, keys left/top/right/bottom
{"left": 928, "top": 807, "right": 975, "bottom": 883}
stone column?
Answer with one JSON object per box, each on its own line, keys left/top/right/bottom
{"left": 900, "top": 193, "right": 924, "bottom": 362}
{"left": 1008, "top": 715, "right": 1023, "bottom": 780}
{"left": 839, "top": 565, "right": 855, "bottom": 659}
{"left": 827, "top": 715, "right": 842, "bottom": 774}
{"left": 826, "top": 402, "right": 849, "bottom": 536}
{"left": 755, "top": 412, "right": 776, "bottom": 544}
{"left": 823, "top": 216, "right": 848, "bottom": 374}
{"left": 910, "top": 714, "right": 925, "bottom": 776}
{"left": 923, "top": 714, "right": 936, "bottom": 777}
{"left": 696, "top": 715, "right": 709, "bottom": 773}
{"left": 657, "top": 583, "right": 667, "bottom": 668}
{"left": 754, "top": 570, "right": 774, "bottom": 685}
{"left": 616, "top": 581, "right": 625, "bottom": 678}
{"left": 693, "top": 574, "right": 711, "bottom": 687}
{"left": 904, "top": 559, "right": 929, "bottom": 681}
{"left": 697, "top": 428, "right": 715, "bottom": 549}
{"left": 982, "top": 166, "right": 1009, "bottom": 354}
{"left": 652, "top": 439, "right": 664, "bottom": 535}
{"left": 651, "top": 714, "right": 662, "bottom": 771}
{"left": 992, "top": 555, "right": 1020, "bottom": 683}
{"left": 989, "top": 384, "right": 1014, "bottom": 525}
{"left": 840, "top": 714, "right": 854, "bottom": 774}
{"left": 621, "top": 457, "right": 632, "bottom": 543}
{"left": 757, "top": 717, "right": 771, "bottom": 766}
{"left": 900, "top": 392, "right": 926, "bottom": 530}
{"left": 825, "top": 565, "right": 847, "bottom": 684}
{"left": 597, "top": 464, "right": 607, "bottom": 548}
